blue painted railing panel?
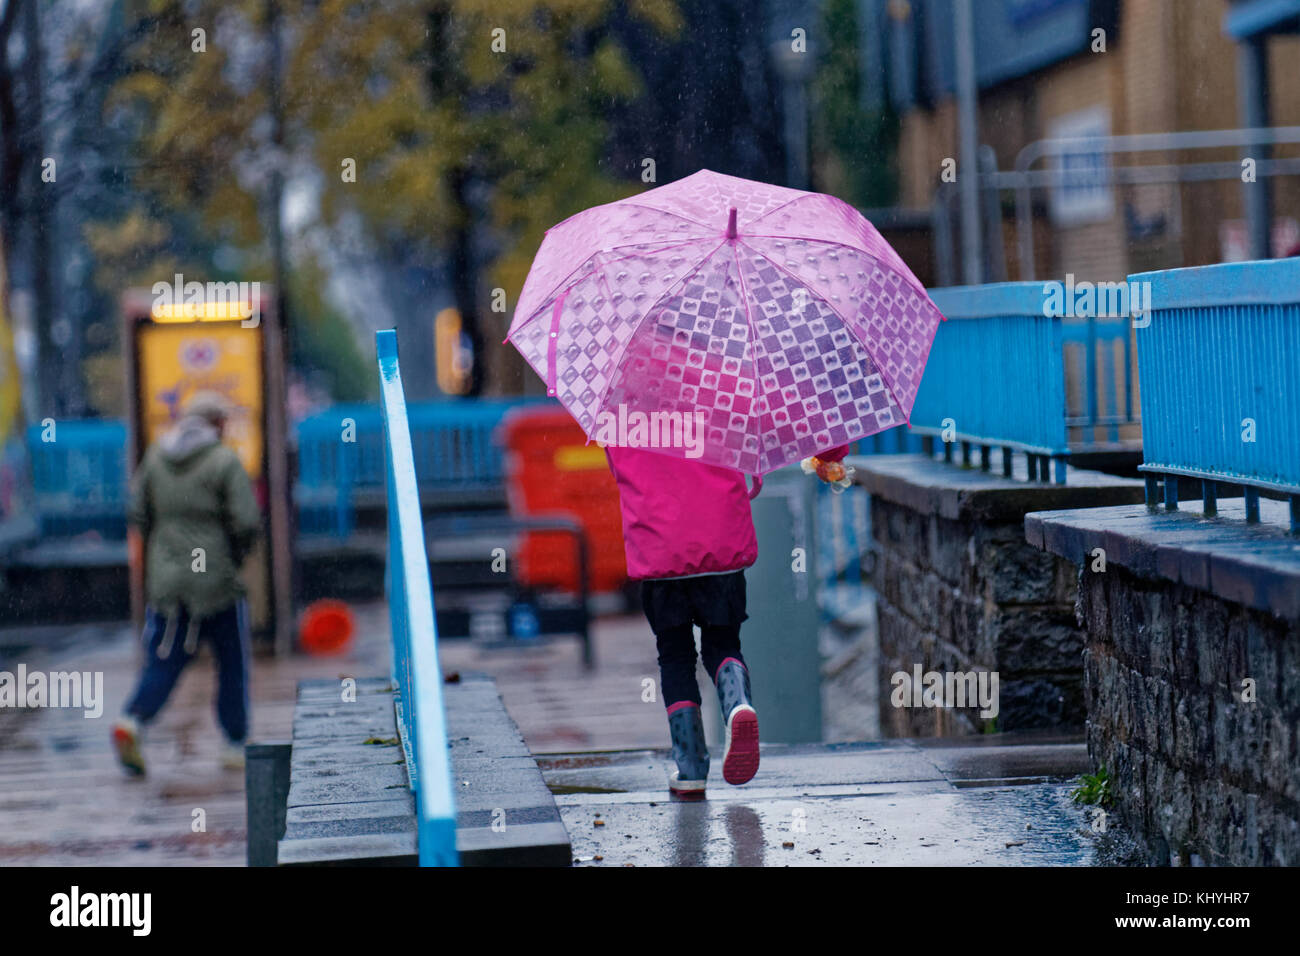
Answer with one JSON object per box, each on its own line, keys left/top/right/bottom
{"left": 912, "top": 282, "right": 1069, "bottom": 457}
{"left": 377, "top": 329, "right": 459, "bottom": 867}
{"left": 1132, "top": 258, "right": 1300, "bottom": 496}
{"left": 297, "top": 396, "right": 555, "bottom": 538}
{"left": 25, "top": 420, "right": 128, "bottom": 538}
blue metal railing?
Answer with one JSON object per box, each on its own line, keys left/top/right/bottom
{"left": 25, "top": 420, "right": 128, "bottom": 538}
{"left": 913, "top": 282, "right": 1071, "bottom": 482}
{"left": 297, "top": 396, "right": 553, "bottom": 537}
{"left": 377, "top": 329, "right": 459, "bottom": 867}
{"left": 1132, "top": 258, "right": 1300, "bottom": 531}
{"left": 23, "top": 398, "right": 552, "bottom": 543}
{"left": 1061, "top": 316, "right": 1138, "bottom": 444}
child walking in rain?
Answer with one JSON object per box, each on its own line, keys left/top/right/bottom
{"left": 605, "top": 442, "right": 849, "bottom": 797}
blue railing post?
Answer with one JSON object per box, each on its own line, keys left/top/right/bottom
{"left": 376, "top": 329, "right": 459, "bottom": 867}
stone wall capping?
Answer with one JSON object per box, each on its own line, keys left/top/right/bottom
{"left": 1028, "top": 498, "right": 1300, "bottom": 621}
{"left": 851, "top": 453, "right": 1145, "bottom": 524}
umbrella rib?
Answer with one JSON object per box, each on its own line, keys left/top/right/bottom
{"left": 736, "top": 238, "right": 914, "bottom": 428}
{"left": 508, "top": 236, "right": 717, "bottom": 341}
{"left": 729, "top": 242, "right": 764, "bottom": 474}
{"left": 741, "top": 190, "right": 813, "bottom": 231}
{"left": 589, "top": 238, "right": 730, "bottom": 424}
{"left": 740, "top": 233, "right": 934, "bottom": 304}
{"left": 615, "top": 200, "right": 716, "bottom": 233}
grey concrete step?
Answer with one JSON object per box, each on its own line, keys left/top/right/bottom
{"left": 275, "top": 673, "right": 571, "bottom": 866}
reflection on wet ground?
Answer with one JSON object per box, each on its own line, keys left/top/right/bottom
{"left": 541, "top": 738, "right": 1136, "bottom": 866}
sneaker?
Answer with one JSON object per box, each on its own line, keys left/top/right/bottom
{"left": 666, "top": 703, "right": 708, "bottom": 799}
{"left": 715, "top": 659, "right": 759, "bottom": 785}
{"left": 112, "top": 717, "right": 146, "bottom": 777}
{"left": 220, "top": 741, "right": 246, "bottom": 771}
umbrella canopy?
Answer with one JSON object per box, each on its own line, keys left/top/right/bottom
{"left": 507, "top": 169, "right": 944, "bottom": 475}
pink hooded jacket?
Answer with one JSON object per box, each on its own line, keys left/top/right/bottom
{"left": 605, "top": 444, "right": 848, "bottom": 581}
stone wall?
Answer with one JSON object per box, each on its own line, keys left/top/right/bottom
{"left": 872, "top": 495, "right": 1085, "bottom": 736}
{"left": 1079, "top": 564, "right": 1300, "bottom": 866}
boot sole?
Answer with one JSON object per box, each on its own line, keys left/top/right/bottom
{"left": 722, "top": 706, "right": 759, "bottom": 785}
{"left": 112, "top": 726, "right": 146, "bottom": 776}
{"left": 669, "top": 786, "right": 708, "bottom": 801}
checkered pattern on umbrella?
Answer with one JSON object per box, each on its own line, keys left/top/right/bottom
{"left": 508, "top": 170, "right": 944, "bottom": 475}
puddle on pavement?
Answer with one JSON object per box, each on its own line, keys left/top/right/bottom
{"left": 560, "top": 782, "right": 1118, "bottom": 866}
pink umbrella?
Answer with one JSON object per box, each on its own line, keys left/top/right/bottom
{"left": 506, "top": 169, "right": 944, "bottom": 475}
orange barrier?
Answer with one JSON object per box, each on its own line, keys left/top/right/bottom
{"left": 498, "top": 407, "right": 626, "bottom": 594}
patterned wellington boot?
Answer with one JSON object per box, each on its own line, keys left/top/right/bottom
{"left": 666, "top": 703, "right": 709, "bottom": 799}
{"left": 715, "top": 658, "right": 759, "bottom": 785}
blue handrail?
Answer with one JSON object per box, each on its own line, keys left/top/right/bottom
{"left": 1131, "top": 258, "right": 1300, "bottom": 531}
{"left": 912, "top": 282, "right": 1071, "bottom": 482}
{"left": 377, "top": 329, "right": 459, "bottom": 867}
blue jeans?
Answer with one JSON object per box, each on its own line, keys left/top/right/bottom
{"left": 125, "top": 600, "right": 250, "bottom": 743}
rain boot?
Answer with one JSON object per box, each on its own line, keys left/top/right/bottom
{"left": 666, "top": 703, "right": 709, "bottom": 798}
{"left": 112, "top": 716, "right": 146, "bottom": 777}
{"left": 715, "top": 658, "right": 759, "bottom": 785}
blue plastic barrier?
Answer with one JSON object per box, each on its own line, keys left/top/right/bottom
{"left": 377, "top": 329, "right": 459, "bottom": 867}
{"left": 1131, "top": 258, "right": 1300, "bottom": 531}
{"left": 25, "top": 420, "right": 128, "bottom": 538}
{"left": 297, "top": 396, "right": 554, "bottom": 538}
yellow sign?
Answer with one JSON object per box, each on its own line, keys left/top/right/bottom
{"left": 137, "top": 322, "right": 263, "bottom": 478}
{"left": 150, "top": 301, "right": 253, "bottom": 323}
{"left": 554, "top": 445, "right": 608, "bottom": 471}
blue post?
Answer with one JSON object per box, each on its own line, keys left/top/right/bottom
{"left": 1244, "top": 487, "right": 1260, "bottom": 524}
{"left": 1202, "top": 479, "right": 1217, "bottom": 517}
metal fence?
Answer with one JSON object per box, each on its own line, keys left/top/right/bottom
{"left": 297, "top": 396, "right": 553, "bottom": 537}
{"left": 1133, "top": 257, "right": 1300, "bottom": 531}
{"left": 912, "top": 282, "right": 1071, "bottom": 482}
{"left": 25, "top": 419, "right": 128, "bottom": 538}
{"left": 377, "top": 329, "right": 459, "bottom": 867}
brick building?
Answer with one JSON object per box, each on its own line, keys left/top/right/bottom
{"left": 860, "top": 0, "right": 1300, "bottom": 285}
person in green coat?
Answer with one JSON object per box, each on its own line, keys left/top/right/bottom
{"left": 111, "top": 391, "right": 262, "bottom": 775}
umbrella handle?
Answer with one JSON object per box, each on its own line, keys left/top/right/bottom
{"left": 748, "top": 473, "right": 763, "bottom": 500}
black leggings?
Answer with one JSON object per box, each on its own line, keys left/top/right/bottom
{"left": 655, "top": 624, "right": 745, "bottom": 708}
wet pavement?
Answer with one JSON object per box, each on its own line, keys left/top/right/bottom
{"left": 1, "top": 601, "right": 1130, "bottom": 866}
{"left": 0, "top": 607, "right": 391, "bottom": 866}
{"left": 0, "top": 605, "right": 665, "bottom": 865}
{"left": 542, "top": 737, "right": 1113, "bottom": 866}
